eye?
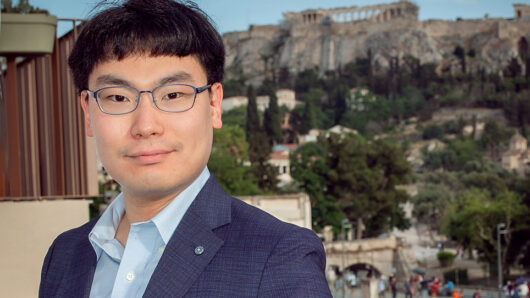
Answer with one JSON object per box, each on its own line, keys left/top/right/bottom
{"left": 163, "top": 92, "right": 183, "bottom": 100}
{"left": 107, "top": 95, "right": 129, "bottom": 102}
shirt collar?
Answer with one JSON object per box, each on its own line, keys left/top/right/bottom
{"left": 89, "top": 167, "right": 210, "bottom": 257}
{"left": 89, "top": 192, "right": 125, "bottom": 260}
{"left": 151, "top": 167, "right": 210, "bottom": 243}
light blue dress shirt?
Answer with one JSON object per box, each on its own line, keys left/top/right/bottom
{"left": 88, "top": 167, "right": 210, "bottom": 298}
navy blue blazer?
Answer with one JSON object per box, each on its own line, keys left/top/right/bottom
{"left": 39, "top": 176, "right": 332, "bottom": 297}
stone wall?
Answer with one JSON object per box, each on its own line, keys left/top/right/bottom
{"left": 325, "top": 235, "right": 398, "bottom": 273}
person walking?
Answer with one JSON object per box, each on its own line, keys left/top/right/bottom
{"left": 389, "top": 275, "right": 398, "bottom": 298}
{"left": 429, "top": 277, "right": 441, "bottom": 297}
{"left": 404, "top": 277, "right": 413, "bottom": 298}
{"left": 378, "top": 275, "right": 387, "bottom": 298}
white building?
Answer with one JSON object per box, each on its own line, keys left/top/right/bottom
{"left": 237, "top": 193, "right": 312, "bottom": 229}
{"left": 222, "top": 89, "right": 297, "bottom": 112}
{"left": 269, "top": 144, "right": 298, "bottom": 186}
{"left": 501, "top": 134, "right": 530, "bottom": 177}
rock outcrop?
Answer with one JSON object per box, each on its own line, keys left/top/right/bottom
{"left": 223, "top": 1, "right": 530, "bottom": 85}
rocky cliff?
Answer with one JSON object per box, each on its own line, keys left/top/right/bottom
{"left": 223, "top": 3, "right": 530, "bottom": 85}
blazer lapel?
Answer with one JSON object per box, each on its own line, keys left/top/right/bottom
{"left": 68, "top": 246, "right": 97, "bottom": 298}
{"left": 59, "top": 226, "right": 97, "bottom": 298}
{"left": 143, "top": 176, "right": 232, "bottom": 297}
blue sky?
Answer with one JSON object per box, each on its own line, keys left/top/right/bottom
{"left": 27, "top": 0, "right": 530, "bottom": 37}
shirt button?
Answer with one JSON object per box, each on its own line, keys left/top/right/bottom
{"left": 126, "top": 272, "right": 135, "bottom": 281}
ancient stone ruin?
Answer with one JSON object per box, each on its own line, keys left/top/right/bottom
{"left": 283, "top": 1, "right": 418, "bottom": 26}
{"left": 223, "top": 1, "right": 530, "bottom": 85}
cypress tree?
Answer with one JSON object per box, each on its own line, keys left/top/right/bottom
{"left": 300, "top": 101, "right": 316, "bottom": 134}
{"left": 245, "top": 85, "right": 260, "bottom": 141}
{"left": 264, "top": 87, "right": 283, "bottom": 144}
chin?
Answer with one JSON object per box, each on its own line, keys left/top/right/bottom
{"left": 124, "top": 182, "right": 183, "bottom": 199}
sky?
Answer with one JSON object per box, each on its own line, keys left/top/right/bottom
{"left": 26, "top": 0, "right": 530, "bottom": 37}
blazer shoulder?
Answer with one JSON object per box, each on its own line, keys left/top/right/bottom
{"left": 40, "top": 218, "right": 98, "bottom": 297}
{"left": 53, "top": 217, "right": 99, "bottom": 246}
{"left": 228, "top": 197, "right": 323, "bottom": 249}
{"left": 229, "top": 197, "right": 298, "bottom": 234}
{"left": 228, "top": 198, "right": 331, "bottom": 297}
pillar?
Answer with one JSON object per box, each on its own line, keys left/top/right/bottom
{"left": 6, "top": 56, "right": 22, "bottom": 196}
{"left": 51, "top": 36, "right": 65, "bottom": 195}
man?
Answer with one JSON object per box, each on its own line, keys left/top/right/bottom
{"left": 39, "top": 0, "right": 331, "bottom": 297}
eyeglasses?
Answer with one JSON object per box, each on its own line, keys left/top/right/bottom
{"left": 86, "top": 83, "right": 211, "bottom": 115}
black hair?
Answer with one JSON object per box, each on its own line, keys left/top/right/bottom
{"left": 68, "top": 0, "right": 225, "bottom": 91}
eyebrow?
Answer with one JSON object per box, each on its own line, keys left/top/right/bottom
{"left": 157, "top": 72, "right": 195, "bottom": 85}
{"left": 95, "top": 75, "right": 131, "bottom": 87}
{"left": 93, "top": 72, "right": 196, "bottom": 89}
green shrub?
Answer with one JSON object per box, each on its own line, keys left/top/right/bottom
{"left": 422, "top": 124, "right": 445, "bottom": 140}
{"left": 437, "top": 251, "right": 456, "bottom": 267}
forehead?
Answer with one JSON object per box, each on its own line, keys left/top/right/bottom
{"left": 88, "top": 55, "right": 207, "bottom": 88}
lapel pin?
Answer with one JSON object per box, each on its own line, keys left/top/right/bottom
{"left": 194, "top": 246, "right": 205, "bottom": 255}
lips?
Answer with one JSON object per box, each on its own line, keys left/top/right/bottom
{"left": 127, "top": 149, "right": 174, "bottom": 165}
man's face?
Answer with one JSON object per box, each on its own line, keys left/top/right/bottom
{"left": 81, "top": 55, "right": 223, "bottom": 200}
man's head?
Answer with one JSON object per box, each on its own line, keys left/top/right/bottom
{"left": 72, "top": 0, "right": 225, "bottom": 201}
{"left": 69, "top": 0, "right": 225, "bottom": 91}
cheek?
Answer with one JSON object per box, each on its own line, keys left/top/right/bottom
{"left": 91, "top": 115, "right": 128, "bottom": 157}
{"left": 180, "top": 107, "right": 214, "bottom": 156}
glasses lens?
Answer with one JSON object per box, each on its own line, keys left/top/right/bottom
{"left": 97, "top": 87, "right": 138, "bottom": 114}
{"left": 154, "top": 84, "right": 196, "bottom": 112}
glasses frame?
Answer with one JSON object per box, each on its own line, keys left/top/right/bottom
{"left": 86, "top": 83, "right": 212, "bottom": 115}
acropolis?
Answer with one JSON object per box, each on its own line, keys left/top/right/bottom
{"left": 283, "top": 0, "right": 418, "bottom": 26}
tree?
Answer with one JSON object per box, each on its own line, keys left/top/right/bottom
{"left": 277, "top": 67, "right": 293, "bottom": 89}
{"left": 248, "top": 132, "right": 278, "bottom": 192}
{"left": 290, "top": 142, "right": 342, "bottom": 232}
{"left": 223, "top": 78, "right": 246, "bottom": 98}
{"left": 222, "top": 105, "right": 247, "bottom": 128}
{"left": 208, "top": 125, "right": 262, "bottom": 195}
{"left": 412, "top": 183, "right": 452, "bottom": 231}
{"left": 441, "top": 189, "right": 529, "bottom": 276}
{"left": 299, "top": 101, "right": 317, "bottom": 135}
{"left": 422, "top": 124, "right": 445, "bottom": 140}
{"left": 329, "top": 83, "right": 350, "bottom": 125}
{"left": 291, "top": 133, "right": 411, "bottom": 237}
{"left": 245, "top": 85, "right": 278, "bottom": 192}
{"left": 263, "top": 85, "right": 282, "bottom": 144}
{"left": 245, "top": 85, "right": 260, "bottom": 141}
{"left": 423, "top": 139, "right": 483, "bottom": 172}
{"left": 504, "top": 91, "right": 530, "bottom": 130}
{"left": 479, "top": 120, "right": 514, "bottom": 160}
{"left": 294, "top": 68, "right": 321, "bottom": 95}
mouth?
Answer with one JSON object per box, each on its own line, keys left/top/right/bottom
{"left": 127, "top": 149, "right": 174, "bottom": 165}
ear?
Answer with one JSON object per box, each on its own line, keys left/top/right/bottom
{"left": 80, "top": 91, "right": 94, "bottom": 137}
{"left": 209, "top": 82, "right": 223, "bottom": 129}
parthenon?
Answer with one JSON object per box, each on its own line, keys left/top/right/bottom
{"left": 283, "top": 1, "right": 418, "bottom": 25}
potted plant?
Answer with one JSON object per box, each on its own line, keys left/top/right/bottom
{"left": 0, "top": 0, "right": 57, "bottom": 54}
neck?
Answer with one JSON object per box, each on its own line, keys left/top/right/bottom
{"left": 122, "top": 191, "right": 180, "bottom": 223}
{"left": 114, "top": 191, "right": 180, "bottom": 247}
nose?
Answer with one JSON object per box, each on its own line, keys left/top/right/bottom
{"left": 129, "top": 92, "right": 164, "bottom": 138}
